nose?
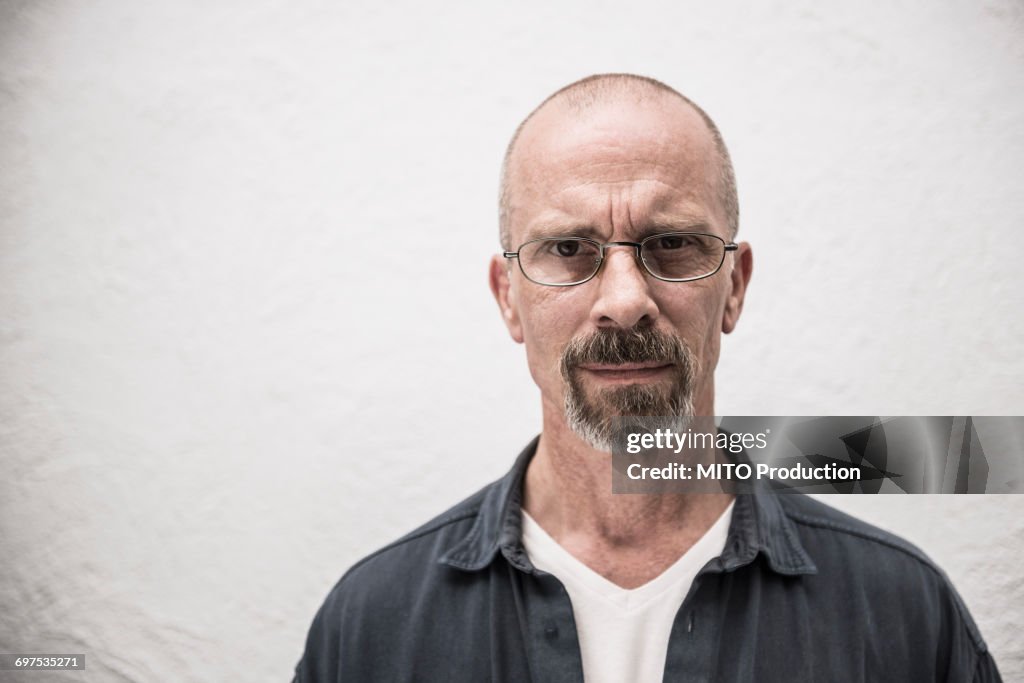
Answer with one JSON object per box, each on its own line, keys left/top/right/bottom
{"left": 590, "top": 245, "right": 659, "bottom": 329}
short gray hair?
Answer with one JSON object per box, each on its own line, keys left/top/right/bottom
{"left": 498, "top": 74, "right": 738, "bottom": 250}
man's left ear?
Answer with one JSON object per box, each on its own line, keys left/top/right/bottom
{"left": 722, "top": 242, "right": 753, "bottom": 334}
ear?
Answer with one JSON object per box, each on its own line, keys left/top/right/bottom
{"left": 490, "top": 254, "right": 524, "bottom": 343}
{"left": 722, "top": 242, "right": 753, "bottom": 334}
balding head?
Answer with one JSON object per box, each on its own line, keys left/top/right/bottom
{"left": 498, "top": 74, "right": 738, "bottom": 250}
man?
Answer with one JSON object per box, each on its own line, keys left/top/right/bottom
{"left": 294, "top": 74, "right": 1001, "bottom": 682}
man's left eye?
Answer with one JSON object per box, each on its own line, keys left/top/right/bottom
{"left": 657, "top": 235, "right": 687, "bottom": 249}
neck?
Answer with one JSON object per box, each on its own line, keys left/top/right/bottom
{"left": 521, "top": 393, "right": 733, "bottom": 587}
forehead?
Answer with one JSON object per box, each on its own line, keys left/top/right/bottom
{"left": 506, "top": 98, "right": 723, "bottom": 241}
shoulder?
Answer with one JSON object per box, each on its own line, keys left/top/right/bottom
{"left": 306, "top": 477, "right": 499, "bottom": 625}
{"left": 293, "top": 481, "right": 495, "bottom": 681}
{"left": 327, "top": 481, "right": 489, "bottom": 607}
{"left": 346, "top": 485, "right": 486, "bottom": 577}
{"left": 779, "top": 494, "right": 935, "bottom": 564}
{"left": 777, "top": 494, "right": 989, "bottom": 653}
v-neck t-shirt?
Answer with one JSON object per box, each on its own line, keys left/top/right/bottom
{"left": 520, "top": 501, "right": 735, "bottom": 683}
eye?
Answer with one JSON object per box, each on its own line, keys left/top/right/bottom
{"left": 554, "top": 240, "right": 581, "bottom": 257}
{"left": 657, "top": 235, "right": 691, "bottom": 250}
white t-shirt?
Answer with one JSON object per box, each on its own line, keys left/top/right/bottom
{"left": 520, "top": 501, "right": 734, "bottom": 683}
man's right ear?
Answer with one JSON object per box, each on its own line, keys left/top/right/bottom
{"left": 489, "top": 255, "right": 524, "bottom": 343}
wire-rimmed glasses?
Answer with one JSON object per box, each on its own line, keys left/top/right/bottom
{"left": 503, "top": 232, "right": 738, "bottom": 286}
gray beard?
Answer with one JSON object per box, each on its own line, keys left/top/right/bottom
{"left": 559, "top": 327, "right": 698, "bottom": 452}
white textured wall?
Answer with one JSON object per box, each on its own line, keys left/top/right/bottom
{"left": 2, "top": 1, "right": 1022, "bottom": 680}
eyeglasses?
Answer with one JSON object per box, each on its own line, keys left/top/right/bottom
{"left": 503, "top": 232, "right": 738, "bottom": 286}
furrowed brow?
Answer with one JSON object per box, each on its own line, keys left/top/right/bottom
{"left": 639, "top": 217, "right": 713, "bottom": 238}
{"left": 523, "top": 224, "right": 604, "bottom": 242}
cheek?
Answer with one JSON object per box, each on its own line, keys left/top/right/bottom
{"left": 700, "top": 324, "right": 723, "bottom": 374}
{"left": 656, "top": 281, "right": 728, "bottom": 370}
{"left": 696, "top": 291, "right": 729, "bottom": 373}
{"left": 518, "top": 287, "right": 590, "bottom": 390}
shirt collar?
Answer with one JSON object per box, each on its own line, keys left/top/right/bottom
{"left": 440, "top": 436, "right": 817, "bottom": 576}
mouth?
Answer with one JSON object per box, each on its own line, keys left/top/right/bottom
{"left": 576, "top": 362, "right": 674, "bottom": 383}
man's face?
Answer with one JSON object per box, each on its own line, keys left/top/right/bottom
{"left": 490, "top": 96, "right": 752, "bottom": 447}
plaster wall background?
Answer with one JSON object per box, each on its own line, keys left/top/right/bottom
{"left": 1, "top": 1, "right": 1022, "bottom": 680}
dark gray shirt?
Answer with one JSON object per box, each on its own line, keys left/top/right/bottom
{"left": 294, "top": 437, "right": 1001, "bottom": 682}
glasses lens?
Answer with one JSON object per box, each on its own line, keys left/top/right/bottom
{"left": 641, "top": 233, "right": 725, "bottom": 281}
{"left": 519, "top": 238, "right": 602, "bottom": 285}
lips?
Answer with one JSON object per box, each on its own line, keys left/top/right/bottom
{"left": 577, "top": 362, "right": 674, "bottom": 382}
{"left": 560, "top": 326, "right": 695, "bottom": 391}
{"left": 579, "top": 362, "right": 672, "bottom": 372}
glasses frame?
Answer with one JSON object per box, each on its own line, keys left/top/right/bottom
{"left": 503, "top": 231, "right": 739, "bottom": 287}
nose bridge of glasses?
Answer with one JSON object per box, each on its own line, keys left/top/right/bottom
{"left": 599, "top": 241, "right": 643, "bottom": 259}
{"left": 597, "top": 241, "right": 647, "bottom": 279}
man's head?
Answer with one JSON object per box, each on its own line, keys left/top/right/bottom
{"left": 489, "top": 74, "right": 753, "bottom": 450}
{"left": 499, "top": 74, "right": 739, "bottom": 252}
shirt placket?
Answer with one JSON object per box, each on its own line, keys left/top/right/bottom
{"left": 661, "top": 569, "right": 724, "bottom": 683}
{"left": 505, "top": 544, "right": 586, "bottom": 683}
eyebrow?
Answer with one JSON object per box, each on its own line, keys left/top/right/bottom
{"left": 520, "top": 214, "right": 715, "bottom": 244}
{"left": 523, "top": 224, "right": 605, "bottom": 242}
{"left": 646, "top": 216, "right": 712, "bottom": 233}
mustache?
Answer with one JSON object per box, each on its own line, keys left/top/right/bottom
{"left": 560, "top": 326, "right": 698, "bottom": 379}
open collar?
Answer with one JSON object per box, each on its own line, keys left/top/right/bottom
{"left": 440, "top": 436, "right": 817, "bottom": 576}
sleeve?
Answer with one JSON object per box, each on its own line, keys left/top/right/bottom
{"left": 971, "top": 648, "right": 1003, "bottom": 683}
{"left": 292, "top": 582, "right": 345, "bottom": 683}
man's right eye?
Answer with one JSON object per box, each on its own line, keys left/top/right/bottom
{"left": 554, "top": 241, "right": 581, "bottom": 257}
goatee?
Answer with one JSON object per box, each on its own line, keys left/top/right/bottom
{"left": 560, "top": 326, "right": 698, "bottom": 452}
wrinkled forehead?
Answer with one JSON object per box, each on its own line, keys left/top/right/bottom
{"left": 505, "top": 98, "right": 723, "bottom": 242}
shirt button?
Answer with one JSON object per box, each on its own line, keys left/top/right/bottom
{"left": 544, "top": 624, "right": 558, "bottom": 639}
